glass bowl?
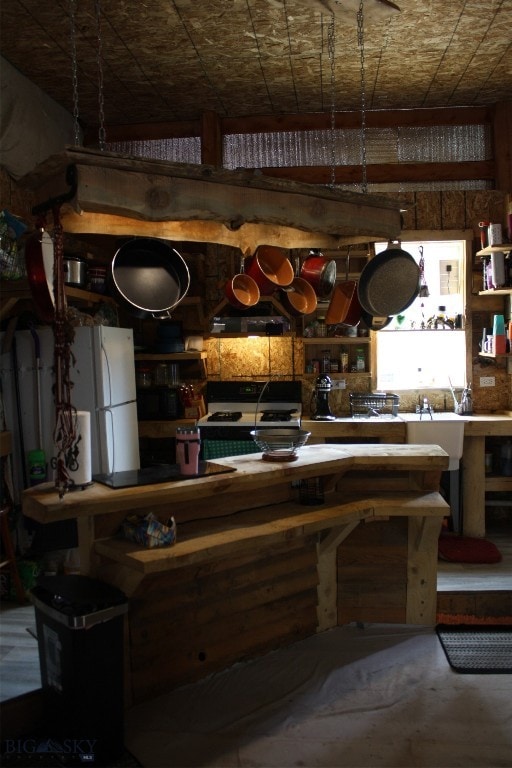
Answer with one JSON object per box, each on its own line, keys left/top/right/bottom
{"left": 250, "top": 428, "right": 311, "bottom": 461}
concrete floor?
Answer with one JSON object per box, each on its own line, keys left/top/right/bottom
{"left": 1, "top": 524, "right": 510, "bottom": 767}
{"left": 125, "top": 622, "right": 512, "bottom": 768}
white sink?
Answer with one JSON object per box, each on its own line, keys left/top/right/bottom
{"left": 401, "top": 412, "right": 467, "bottom": 471}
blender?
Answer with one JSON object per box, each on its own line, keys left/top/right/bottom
{"left": 311, "top": 374, "right": 336, "bottom": 421}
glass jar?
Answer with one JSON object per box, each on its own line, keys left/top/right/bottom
{"left": 154, "top": 362, "right": 170, "bottom": 386}
{"left": 136, "top": 366, "right": 153, "bottom": 388}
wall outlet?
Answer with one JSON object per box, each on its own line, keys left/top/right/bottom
{"left": 479, "top": 376, "right": 495, "bottom": 387}
{"left": 330, "top": 379, "right": 347, "bottom": 390}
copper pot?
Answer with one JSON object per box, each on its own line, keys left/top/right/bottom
{"left": 225, "top": 272, "right": 260, "bottom": 310}
{"left": 245, "top": 245, "right": 294, "bottom": 295}
{"left": 279, "top": 277, "right": 317, "bottom": 316}
{"left": 300, "top": 249, "right": 336, "bottom": 298}
{"left": 325, "top": 246, "right": 361, "bottom": 326}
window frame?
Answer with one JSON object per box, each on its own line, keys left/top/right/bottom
{"left": 371, "top": 229, "right": 474, "bottom": 392}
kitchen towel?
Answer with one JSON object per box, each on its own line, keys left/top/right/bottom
{"left": 68, "top": 410, "right": 92, "bottom": 485}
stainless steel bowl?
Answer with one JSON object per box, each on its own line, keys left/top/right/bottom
{"left": 250, "top": 428, "right": 310, "bottom": 461}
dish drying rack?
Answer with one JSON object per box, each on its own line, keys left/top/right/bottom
{"left": 349, "top": 392, "right": 400, "bottom": 418}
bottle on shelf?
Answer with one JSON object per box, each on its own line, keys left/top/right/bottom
{"left": 356, "top": 348, "right": 365, "bottom": 372}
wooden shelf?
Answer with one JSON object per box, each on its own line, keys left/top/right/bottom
{"left": 478, "top": 352, "right": 511, "bottom": 360}
{"left": 207, "top": 332, "right": 294, "bottom": 339}
{"left": 0, "top": 280, "right": 117, "bottom": 320}
{"left": 478, "top": 288, "right": 512, "bottom": 295}
{"left": 484, "top": 476, "right": 512, "bottom": 492}
{"left": 477, "top": 245, "right": 511, "bottom": 256}
{"left": 135, "top": 350, "right": 207, "bottom": 377}
{"left": 135, "top": 351, "right": 206, "bottom": 362}
{"left": 303, "top": 337, "right": 370, "bottom": 345}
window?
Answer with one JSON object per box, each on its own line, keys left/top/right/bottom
{"left": 375, "top": 234, "right": 469, "bottom": 390}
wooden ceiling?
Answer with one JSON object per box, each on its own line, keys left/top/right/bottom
{"left": 1, "top": 0, "right": 511, "bottom": 134}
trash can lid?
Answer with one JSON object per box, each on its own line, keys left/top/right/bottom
{"left": 32, "top": 575, "right": 127, "bottom": 617}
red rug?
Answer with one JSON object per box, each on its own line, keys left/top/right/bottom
{"left": 438, "top": 533, "right": 502, "bottom": 564}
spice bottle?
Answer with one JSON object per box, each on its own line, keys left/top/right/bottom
{"left": 356, "top": 348, "right": 365, "bottom": 372}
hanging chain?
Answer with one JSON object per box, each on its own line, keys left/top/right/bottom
{"left": 327, "top": 14, "right": 336, "bottom": 190}
{"left": 69, "top": 0, "right": 80, "bottom": 146}
{"left": 357, "top": 0, "right": 368, "bottom": 193}
{"left": 95, "top": 0, "right": 106, "bottom": 150}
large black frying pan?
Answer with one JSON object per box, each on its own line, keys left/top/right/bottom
{"left": 357, "top": 243, "right": 420, "bottom": 318}
{"left": 110, "top": 237, "right": 190, "bottom": 319}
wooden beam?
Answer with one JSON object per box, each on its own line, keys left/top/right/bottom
{"left": 21, "top": 147, "right": 403, "bottom": 253}
{"left": 85, "top": 119, "right": 200, "bottom": 145}
{"left": 223, "top": 106, "right": 493, "bottom": 135}
{"left": 201, "top": 111, "right": 222, "bottom": 167}
{"left": 96, "top": 107, "right": 492, "bottom": 145}
{"left": 260, "top": 161, "right": 496, "bottom": 185}
{"left": 493, "top": 102, "right": 512, "bottom": 191}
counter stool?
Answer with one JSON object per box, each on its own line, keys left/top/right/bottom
{"left": 0, "top": 505, "right": 25, "bottom": 603}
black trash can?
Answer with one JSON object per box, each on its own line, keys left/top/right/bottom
{"left": 31, "top": 574, "right": 128, "bottom": 765}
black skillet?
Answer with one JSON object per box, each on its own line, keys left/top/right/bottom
{"left": 358, "top": 242, "right": 420, "bottom": 318}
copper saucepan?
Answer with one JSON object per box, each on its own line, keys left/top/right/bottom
{"left": 300, "top": 249, "right": 337, "bottom": 298}
{"left": 245, "top": 245, "right": 294, "bottom": 295}
{"left": 325, "top": 245, "right": 361, "bottom": 326}
{"left": 224, "top": 255, "right": 260, "bottom": 310}
{"left": 279, "top": 276, "right": 318, "bottom": 317}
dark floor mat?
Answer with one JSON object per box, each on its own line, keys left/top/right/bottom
{"left": 436, "top": 624, "right": 512, "bottom": 673}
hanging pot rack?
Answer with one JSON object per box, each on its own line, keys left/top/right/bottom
{"left": 21, "top": 146, "right": 403, "bottom": 254}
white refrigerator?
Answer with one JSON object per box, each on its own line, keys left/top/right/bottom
{"left": 1, "top": 325, "right": 140, "bottom": 502}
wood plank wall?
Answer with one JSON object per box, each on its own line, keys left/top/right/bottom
{"left": 127, "top": 536, "right": 319, "bottom": 702}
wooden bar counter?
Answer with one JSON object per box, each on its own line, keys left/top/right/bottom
{"left": 23, "top": 444, "right": 449, "bottom": 704}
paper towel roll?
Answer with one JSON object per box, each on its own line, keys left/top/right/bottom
{"left": 68, "top": 411, "right": 92, "bottom": 485}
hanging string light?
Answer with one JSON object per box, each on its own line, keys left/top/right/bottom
{"left": 357, "top": 0, "right": 368, "bottom": 193}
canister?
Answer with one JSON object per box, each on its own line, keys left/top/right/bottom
{"left": 488, "top": 223, "right": 503, "bottom": 246}
{"left": 490, "top": 252, "right": 505, "bottom": 287}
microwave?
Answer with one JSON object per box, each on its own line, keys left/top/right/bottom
{"left": 136, "top": 386, "right": 183, "bottom": 421}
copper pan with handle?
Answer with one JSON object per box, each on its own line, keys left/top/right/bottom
{"left": 279, "top": 256, "right": 318, "bottom": 317}
{"left": 325, "top": 245, "right": 361, "bottom": 326}
{"left": 300, "top": 249, "right": 336, "bottom": 298}
{"left": 224, "top": 254, "right": 260, "bottom": 310}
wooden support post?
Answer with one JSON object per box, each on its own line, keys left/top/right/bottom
{"left": 406, "top": 516, "right": 443, "bottom": 625}
{"left": 316, "top": 521, "right": 359, "bottom": 631}
{"left": 462, "top": 435, "right": 486, "bottom": 537}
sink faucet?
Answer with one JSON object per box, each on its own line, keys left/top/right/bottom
{"left": 418, "top": 396, "right": 433, "bottom": 420}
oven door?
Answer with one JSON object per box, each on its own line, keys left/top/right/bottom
{"left": 199, "top": 425, "right": 259, "bottom": 460}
